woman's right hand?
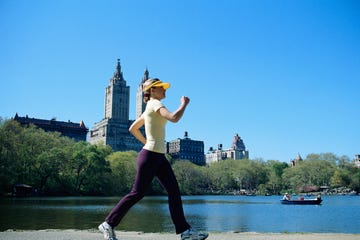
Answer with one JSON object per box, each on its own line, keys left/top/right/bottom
{"left": 181, "top": 96, "right": 190, "bottom": 106}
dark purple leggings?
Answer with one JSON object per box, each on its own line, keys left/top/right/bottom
{"left": 105, "top": 149, "right": 190, "bottom": 234}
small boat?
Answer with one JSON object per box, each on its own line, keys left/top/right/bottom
{"left": 280, "top": 198, "right": 322, "bottom": 205}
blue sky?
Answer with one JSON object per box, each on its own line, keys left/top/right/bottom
{"left": 1, "top": 0, "right": 359, "bottom": 162}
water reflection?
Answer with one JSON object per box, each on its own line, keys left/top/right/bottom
{"left": 0, "top": 195, "right": 359, "bottom": 233}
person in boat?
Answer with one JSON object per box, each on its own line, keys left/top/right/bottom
{"left": 283, "top": 193, "right": 291, "bottom": 200}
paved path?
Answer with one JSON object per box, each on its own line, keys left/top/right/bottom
{"left": 0, "top": 230, "right": 359, "bottom": 240}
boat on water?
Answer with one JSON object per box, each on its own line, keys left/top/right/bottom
{"left": 280, "top": 193, "right": 322, "bottom": 205}
{"left": 280, "top": 197, "right": 322, "bottom": 205}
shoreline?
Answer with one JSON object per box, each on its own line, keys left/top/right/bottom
{"left": 1, "top": 230, "right": 359, "bottom": 240}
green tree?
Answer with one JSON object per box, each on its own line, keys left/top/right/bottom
{"left": 350, "top": 170, "right": 360, "bottom": 193}
{"left": 57, "top": 142, "right": 113, "bottom": 195}
{"left": 282, "top": 153, "right": 336, "bottom": 192}
{"left": 330, "top": 169, "right": 350, "bottom": 188}
{"left": 81, "top": 144, "right": 113, "bottom": 195}
{"left": 2, "top": 117, "right": 359, "bottom": 196}
{"left": 0, "top": 120, "right": 24, "bottom": 193}
{"left": 233, "top": 159, "right": 268, "bottom": 192}
{"left": 207, "top": 160, "right": 237, "bottom": 192}
{"left": 106, "top": 151, "right": 137, "bottom": 195}
{"left": 172, "top": 160, "right": 206, "bottom": 195}
{"left": 0, "top": 120, "right": 74, "bottom": 193}
{"left": 34, "top": 147, "right": 66, "bottom": 194}
{"left": 265, "top": 161, "right": 289, "bottom": 194}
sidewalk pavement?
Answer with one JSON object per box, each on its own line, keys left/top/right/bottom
{"left": 0, "top": 230, "right": 359, "bottom": 240}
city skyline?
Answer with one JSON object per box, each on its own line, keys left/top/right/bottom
{"left": 1, "top": 0, "right": 359, "bottom": 162}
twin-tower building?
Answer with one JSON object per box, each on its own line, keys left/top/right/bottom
{"left": 88, "top": 59, "right": 248, "bottom": 165}
{"left": 88, "top": 59, "right": 145, "bottom": 152}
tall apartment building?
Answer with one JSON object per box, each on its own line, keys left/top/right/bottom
{"left": 13, "top": 113, "right": 88, "bottom": 141}
{"left": 136, "top": 68, "right": 149, "bottom": 119}
{"left": 354, "top": 154, "right": 360, "bottom": 168}
{"left": 205, "top": 133, "right": 249, "bottom": 164}
{"left": 89, "top": 59, "right": 143, "bottom": 151}
{"left": 167, "top": 132, "right": 205, "bottom": 166}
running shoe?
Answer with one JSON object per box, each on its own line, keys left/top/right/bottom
{"left": 181, "top": 228, "right": 209, "bottom": 240}
{"left": 98, "top": 221, "right": 118, "bottom": 240}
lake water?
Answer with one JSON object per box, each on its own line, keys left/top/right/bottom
{"left": 0, "top": 195, "right": 359, "bottom": 233}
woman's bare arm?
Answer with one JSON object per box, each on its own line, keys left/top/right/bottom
{"left": 129, "top": 116, "right": 146, "bottom": 145}
{"left": 158, "top": 96, "right": 190, "bottom": 123}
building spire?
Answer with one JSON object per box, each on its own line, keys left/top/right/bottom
{"left": 114, "top": 59, "right": 121, "bottom": 78}
{"left": 112, "top": 59, "right": 125, "bottom": 84}
{"left": 231, "top": 133, "right": 245, "bottom": 151}
{"left": 142, "top": 67, "right": 149, "bottom": 83}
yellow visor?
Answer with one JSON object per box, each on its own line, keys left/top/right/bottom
{"left": 143, "top": 80, "right": 170, "bottom": 92}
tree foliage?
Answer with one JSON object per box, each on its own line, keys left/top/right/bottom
{"left": 0, "top": 118, "right": 359, "bottom": 196}
{"left": 106, "top": 151, "right": 137, "bottom": 195}
{"left": 172, "top": 160, "right": 208, "bottom": 195}
{"left": 0, "top": 120, "right": 113, "bottom": 195}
